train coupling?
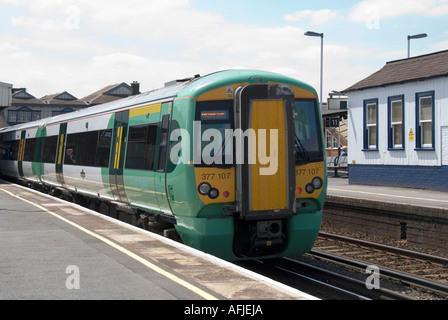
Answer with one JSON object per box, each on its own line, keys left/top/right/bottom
{"left": 253, "top": 220, "right": 284, "bottom": 249}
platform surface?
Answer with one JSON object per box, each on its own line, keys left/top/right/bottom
{"left": 328, "top": 177, "right": 448, "bottom": 209}
{"left": 0, "top": 180, "right": 317, "bottom": 301}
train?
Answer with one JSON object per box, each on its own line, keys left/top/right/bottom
{"left": 0, "top": 70, "right": 327, "bottom": 261}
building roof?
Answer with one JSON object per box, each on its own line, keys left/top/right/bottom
{"left": 12, "top": 89, "right": 45, "bottom": 105}
{"left": 344, "top": 50, "right": 448, "bottom": 93}
{"left": 81, "top": 83, "right": 131, "bottom": 105}
{"left": 41, "top": 91, "right": 87, "bottom": 106}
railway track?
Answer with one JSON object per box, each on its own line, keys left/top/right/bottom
{"left": 308, "top": 232, "right": 448, "bottom": 299}
{"left": 315, "top": 232, "right": 448, "bottom": 286}
{"left": 238, "top": 232, "right": 448, "bottom": 300}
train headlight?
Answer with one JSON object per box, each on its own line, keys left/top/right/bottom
{"left": 312, "top": 177, "right": 323, "bottom": 190}
{"left": 305, "top": 183, "right": 315, "bottom": 194}
{"left": 209, "top": 188, "right": 219, "bottom": 199}
{"left": 198, "top": 183, "right": 211, "bottom": 195}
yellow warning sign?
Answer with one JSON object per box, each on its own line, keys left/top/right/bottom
{"left": 409, "top": 128, "right": 414, "bottom": 142}
{"left": 226, "top": 87, "right": 234, "bottom": 99}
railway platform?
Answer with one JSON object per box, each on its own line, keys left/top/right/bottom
{"left": 0, "top": 180, "right": 317, "bottom": 301}
{"left": 325, "top": 176, "right": 448, "bottom": 251}
{"left": 327, "top": 176, "right": 448, "bottom": 210}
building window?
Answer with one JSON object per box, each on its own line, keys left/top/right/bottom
{"left": 326, "top": 130, "right": 343, "bottom": 150}
{"left": 7, "top": 111, "right": 17, "bottom": 123}
{"left": 363, "top": 99, "right": 378, "bottom": 150}
{"left": 416, "top": 91, "right": 435, "bottom": 149}
{"left": 7, "top": 107, "right": 41, "bottom": 124}
{"left": 326, "top": 130, "right": 332, "bottom": 149}
{"left": 388, "top": 95, "right": 404, "bottom": 149}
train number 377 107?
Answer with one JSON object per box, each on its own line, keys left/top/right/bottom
{"left": 201, "top": 173, "right": 231, "bottom": 181}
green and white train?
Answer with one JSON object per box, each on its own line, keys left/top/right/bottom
{"left": 0, "top": 70, "right": 326, "bottom": 260}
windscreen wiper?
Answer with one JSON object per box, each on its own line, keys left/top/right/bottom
{"left": 295, "top": 134, "right": 310, "bottom": 163}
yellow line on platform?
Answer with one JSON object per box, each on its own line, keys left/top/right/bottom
{"left": 0, "top": 187, "right": 218, "bottom": 301}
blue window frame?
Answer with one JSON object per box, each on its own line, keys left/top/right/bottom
{"left": 415, "top": 91, "right": 435, "bottom": 150}
{"left": 388, "top": 95, "right": 405, "bottom": 150}
{"left": 363, "top": 98, "right": 378, "bottom": 151}
{"left": 7, "top": 107, "right": 41, "bottom": 124}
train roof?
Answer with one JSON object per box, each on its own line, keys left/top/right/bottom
{"left": 0, "top": 70, "right": 316, "bottom": 134}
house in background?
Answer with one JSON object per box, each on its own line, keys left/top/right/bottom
{"left": 81, "top": 82, "right": 133, "bottom": 106}
{"left": 3, "top": 89, "right": 87, "bottom": 126}
{"left": 0, "top": 82, "right": 137, "bottom": 127}
{"left": 344, "top": 50, "right": 448, "bottom": 192}
{"left": 41, "top": 91, "right": 87, "bottom": 116}
{"left": 322, "top": 92, "right": 348, "bottom": 157}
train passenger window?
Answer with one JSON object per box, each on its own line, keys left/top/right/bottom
{"left": 66, "top": 132, "right": 94, "bottom": 166}
{"left": 97, "top": 130, "right": 112, "bottom": 168}
{"left": 64, "top": 130, "right": 112, "bottom": 167}
{"left": 23, "top": 138, "right": 37, "bottom": 162}
{"left": 42, "top": 136, "right": 58, "bottom": 163}
{"left": 125, "top": 124, "right": 158, "bottom": 171}
{"left": 0, "top": 140, "right": 19, "bottom": 160}
{"left": 294, "top": 100, "right": 323, "bottom": 163}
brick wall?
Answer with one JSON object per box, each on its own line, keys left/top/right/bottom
{"left": 348, "top": 164, "right": 448, "bottom": 192}
{"left": 323, "top": 195, "right": 448, "bottom": 250}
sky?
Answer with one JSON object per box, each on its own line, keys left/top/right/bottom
{"left": 1, "top": 0, "right": 447, "bottom": 102}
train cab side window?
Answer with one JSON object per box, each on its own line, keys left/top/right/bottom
{"left": 157, "top": 114, "right": 170, "bottom": 172}
{"left": 294, "top": 99, "right": 324, "bottom": 163}
{"left": 23, "top": 138, "right": 37, "bottom": 162}
{"left": 125, "top": 124, "right": 158, "bottom": 171}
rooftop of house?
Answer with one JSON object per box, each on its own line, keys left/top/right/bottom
{"left": 344, "top": 50, "right": 448, "bottom": 93}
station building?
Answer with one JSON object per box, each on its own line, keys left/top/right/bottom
{"left": 344, "top": 50, "right": 448, "bottom": 192}
{"left": 321, "top": 92, "right": 348, "bottom": 157}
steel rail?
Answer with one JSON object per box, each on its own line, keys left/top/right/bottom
{"left": 236, "top": 259, "right": 372, "bottom": 300}
{"left": 318, "top": 232, "right": 448, "bottom": 265}
{"left": 279, "top": 257, "right": 415, "bottom": 300}
{"left": 309, "top": 249, "right": 448, "bottom": 298}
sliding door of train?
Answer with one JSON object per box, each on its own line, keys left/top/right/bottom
{"left": 55, "top": 123, "right": 67, "bottom": 187}
{"left": 153, "top": 102, "right": 173, "bottom": 215}
{"left": 235, "top": 84, "right": 296, "bottom": 218}
{"left": 17, "top": 130, "right": 26, "bottom": 178}
{"left": 110, "top": 110, "right": 129, "bottom": 202}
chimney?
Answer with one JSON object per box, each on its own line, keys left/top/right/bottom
{"left": 130, "top": 81, "right": 140, "bottom": 96}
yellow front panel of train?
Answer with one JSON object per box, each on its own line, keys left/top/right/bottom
{"left": 250, "top": 100, "right": 287, "bottom": 211}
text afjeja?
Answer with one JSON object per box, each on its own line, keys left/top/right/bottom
{"left": 184, "top": 304, "right": 263, "bottom": 317}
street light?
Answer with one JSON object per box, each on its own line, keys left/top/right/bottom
{"left": 305, "top": 31, "right": 324, "bottom": 108}
{"left": 407, "top": 33, "right": 427, "bottom": 58}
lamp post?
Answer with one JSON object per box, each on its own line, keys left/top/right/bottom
{"left": 305, "top": 31, "right": 324, "bottom": 108}
{"left": 407, "top": 33, "right": 427, "bottom": 58}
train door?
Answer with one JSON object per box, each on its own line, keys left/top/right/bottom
{"left": 110, "top": 110, "right": 129, "bottom": 202}
{"left": 234, "top": 84, "right": 296, "bottom": 219}
{"left": 17, "top": 130, "right": 26, "bottom": 178}
{"left": 154, "top": 102, "right": 174, "bottom": 215}
{"left": 55, "top": 123, "right": 67, "bottom": 187}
